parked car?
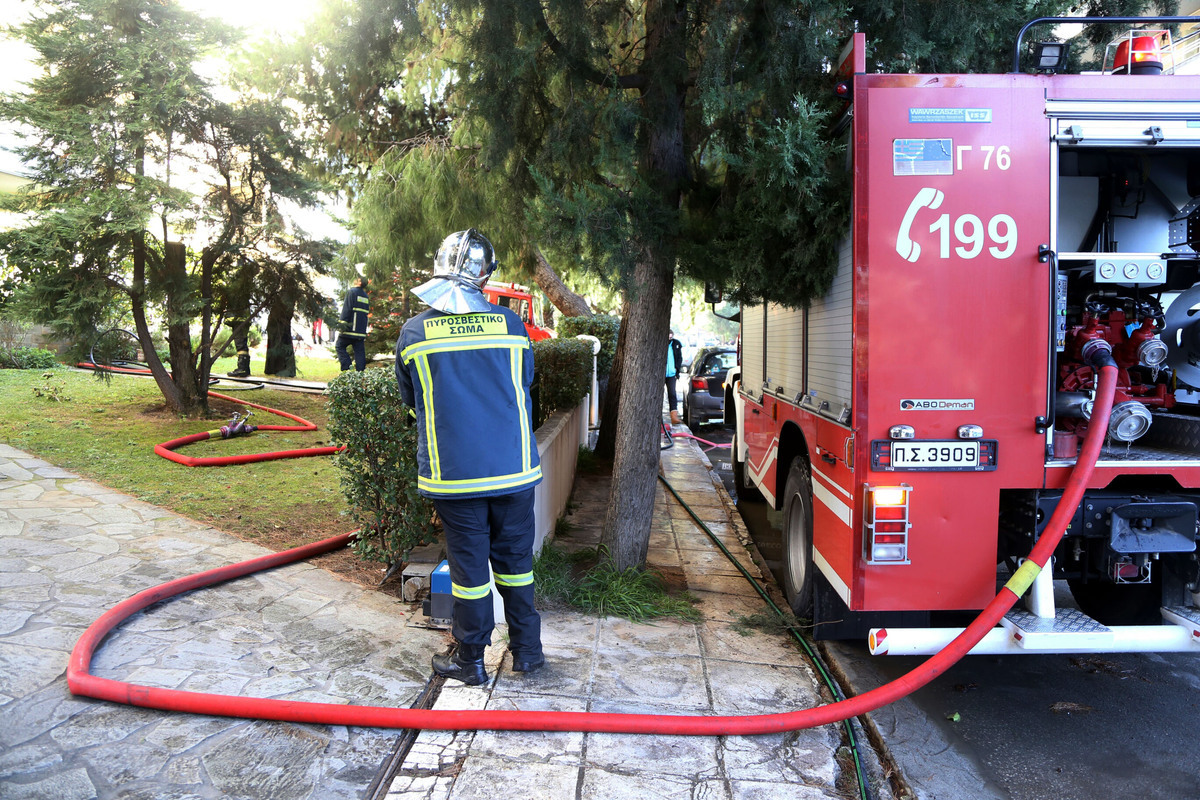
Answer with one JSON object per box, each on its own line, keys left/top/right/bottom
{"left": 681, "top": 346, "right": 737, "bottom": 429}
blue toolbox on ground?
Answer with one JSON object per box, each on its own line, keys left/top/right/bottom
{"left": 422, "top": 560, "right": 453, "bottom": 627}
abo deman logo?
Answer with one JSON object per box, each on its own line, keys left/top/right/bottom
{"left": 900, "top": 399, "right": 975, "bottom": 411}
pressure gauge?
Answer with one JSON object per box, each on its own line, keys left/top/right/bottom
{"left": 1098, "top": 261, "right": 1116, "bottom": 279}
{"left": 1123, "top": 262, "right": 1141, "bottom": 280}
{"left": 1147, "top": 262, "right": 1165, "bottom": 281}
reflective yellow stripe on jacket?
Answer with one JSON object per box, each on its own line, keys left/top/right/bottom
{"left": 417, "top": 466, "right": 542, "bottom": 496}
{"left": 401, "top": 334, "right": 537, "bottom": 492}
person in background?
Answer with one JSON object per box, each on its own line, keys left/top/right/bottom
{"left": 335, "top": 276, "right": 370, "bottom": 371}
{"left": 666, "top": 329, "right": 683, "bottom": 426}
{"left": 223, "top": 260, "right": 255, "bottom": 378}
{"left": 394, "top": 229, "right": 544, "bottom": 686}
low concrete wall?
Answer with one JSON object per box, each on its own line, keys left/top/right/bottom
{"left": 484, "top": 398, "right": 583, "bottom": 624}
{"left": 531, "top": 399, "right": 585, "bottom": 554}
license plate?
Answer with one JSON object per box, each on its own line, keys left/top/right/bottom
{"left": 890, "top": 441, "right": 979, "bottom": 469}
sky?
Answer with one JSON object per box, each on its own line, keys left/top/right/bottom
{"left": 0, "top": 0, "right": 327, "bottom": 148}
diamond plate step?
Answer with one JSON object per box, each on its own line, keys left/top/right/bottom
{"left": 1002, "top": 608, "right": 1114, "bottom": 650}
{"left": 1162, "top": 606, "right": 1200, "bottom": 643}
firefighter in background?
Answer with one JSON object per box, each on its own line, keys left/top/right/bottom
{"left": 224, "top": 262, "right": 255, "bottom": 378}
{"left": 394, "top": 229, "right": 544, "bottom": 685}
{"left": 335, "top": 275, "right": 370, "bottom": 371}
{"left": 665, "top": 329, "right": 683, "bottom": 426}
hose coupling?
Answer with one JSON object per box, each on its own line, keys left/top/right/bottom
{"left": 1081, "top": 338, "right": 1117, "bottom": 370}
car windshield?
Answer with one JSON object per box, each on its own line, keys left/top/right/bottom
{"left": 701, "top": 351, "right": 737, "bottom": 376}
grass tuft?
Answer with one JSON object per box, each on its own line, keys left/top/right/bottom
{"left": 534, "top": 543, "right": 701, "bottom": 623}
{"left": 576, "top": 445, "right": 603, "bottom": 474}
{"left": 731, "top": 609, "right": 807, "bottom": 637}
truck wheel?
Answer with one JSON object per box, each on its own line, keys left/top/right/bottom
{"left": 1067, "top": 577, "right": 1161, "bottom": 626}
{"left": 782, "top": 458, "right": 815, "bottom": 618}
{"left": 731, "top": 430, "right": 764, "bottom": 503}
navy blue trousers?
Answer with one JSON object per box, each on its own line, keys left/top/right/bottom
{"left": 432, "top": 488, "right": 542, "bottom": 661}
{"left": 336, "top": 334, "right": 366, "bottom": 371}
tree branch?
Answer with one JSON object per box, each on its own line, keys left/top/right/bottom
{"left": 530, "top": 4, "right": 644, "bottom": 90}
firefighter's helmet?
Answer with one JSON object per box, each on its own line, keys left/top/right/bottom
{"left": 412, "top": 229, "right": 497, "bottom": 314}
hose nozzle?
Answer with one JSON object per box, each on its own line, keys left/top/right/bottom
{"left": 219, "top": 411, "right": 258, "bottom": 439}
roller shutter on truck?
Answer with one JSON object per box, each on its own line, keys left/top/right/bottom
{"left": 745, "top": 234, "right": 854, "bottom": 422}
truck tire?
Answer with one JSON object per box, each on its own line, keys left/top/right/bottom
{"left": 782, "top": 458, "right": 815, "bottom": 618}
{"left": 731, "top": 430, "right": 764, "bottom": 503}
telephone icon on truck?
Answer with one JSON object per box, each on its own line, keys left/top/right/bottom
{"left": 896, "top": 187, "right": 944, "bottom": 262}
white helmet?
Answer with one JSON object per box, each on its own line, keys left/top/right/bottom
{"left": 412, "top": 229, "right": 497, "bottom": 314}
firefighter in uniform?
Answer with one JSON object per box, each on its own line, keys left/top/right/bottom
{"left": 395, "top": 229, "right": 544, "bottom": 685}
{"left": 224, "top": 262, "right": 255, "bottom": 378}
{"left": 336, "top": 276, "right": 370, "bottom": 371}
{"left": 225, "top": 310, "right": 252, "bottom": 378}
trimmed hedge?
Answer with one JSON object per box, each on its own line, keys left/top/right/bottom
{"left": 531, "top": 337, "right": 592, "bottom": 429}
{"left": 0, "top": 346, "right": 60, "bottom": 370}
{"left": 558, "top": 315, "right": 619, "bottom": 377}
{"left": 326, "top": 368, "right": 438, "bottom": 566}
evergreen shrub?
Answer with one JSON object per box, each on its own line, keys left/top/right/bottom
{"left": 1, "top": 346, "right": 60, "bottom": 370}
{"left": 558, "top": 315, "right": 619, "bottom": 377}
{"left": 326, "top": 368, "right": 437, "bottom": 566}
{"left": 531, "top": 337, "right": 592, "bottom": 429}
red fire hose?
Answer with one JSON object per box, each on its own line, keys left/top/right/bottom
{"left": 68, "top": 366, "right": 1118, "bottom": 735}
{"left": 76, "top": 363, "right": 343, "bottom": 465}
{"left": 154, "top": 391, "right": 343, "bottom": 466}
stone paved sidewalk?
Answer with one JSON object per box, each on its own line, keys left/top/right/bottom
{"left": 382, "top": 434, "right": 864, "bottom": 800}
{"left": 1, "top": 430, "right": 872, "bottom": 800}
{"left": 0, "top": 443, "right": 443, "bottom": 800}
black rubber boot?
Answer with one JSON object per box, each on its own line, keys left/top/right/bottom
{"left": 511, "top": 653, "right": 545, "bottom": 673}
{"left": 228, "top": 354, "right": 251, "bottom": 378}
{"left": 432, "top": 652, "right": 488, "bottom": 686}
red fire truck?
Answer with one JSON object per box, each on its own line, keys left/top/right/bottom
{"left": 483, "top": 281, "right": 554, "bottom": 341}
{"left": 727, "top": 20, "right": 1200, "bottom": 655}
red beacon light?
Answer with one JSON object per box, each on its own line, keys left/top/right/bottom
{"left": 1109, "top": 33, "right": 1166, "bottom": 75}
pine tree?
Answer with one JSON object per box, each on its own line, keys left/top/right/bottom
{"left": 287, "top": 0, "right": 1174, "bottom": 570}
{"left": 0, "top": 0, "right": 328, "bottom": 414}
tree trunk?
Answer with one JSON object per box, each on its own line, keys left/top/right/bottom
{"left": 599, "top": 251, "right": 674, "bottom": 570}
{"left": 598, "top": 0, "right": 688, "bottom": 571}
{"left": 533, "top": 247, "right": 591, "bottom": 318}
{"left": 130, "top": 143, "right": 187, "bottom": 415}
{"left": 163, "top": 241, "right": 206, "bottom": 415}
{"left": 265, "top": 295, "right": 297, "bottom": 377}
{"left": 593, "top": 293, "right": 630, "bottom": 460}
{"left": 197, "top": 244, "right": 217, "bottom": 388}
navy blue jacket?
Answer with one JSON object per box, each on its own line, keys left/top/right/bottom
{"left": 339, "top": 285, "right": 370, "bottom": 338}
{"left": 395, "top": 304, "right": 542, "bottom": 498}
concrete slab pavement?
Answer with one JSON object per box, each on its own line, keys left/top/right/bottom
{"left": 0, "top": 425, "right": 883, "bottom": 800}
{"left": 380, "top": 430, "right": 882, "bottom": 800}
{"left": 0, "top": 442, "right": 441, "bottom": 800}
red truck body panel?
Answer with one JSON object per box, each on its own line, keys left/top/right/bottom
{"left": 738, "top": 48, "right": 1200, "bottom": 616}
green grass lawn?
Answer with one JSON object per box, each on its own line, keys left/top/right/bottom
{"left": 209, "top": 352, "right": 346, "bottom": 383}
{"left": 0, "top": 367, "right": 352, "bottom": 553}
